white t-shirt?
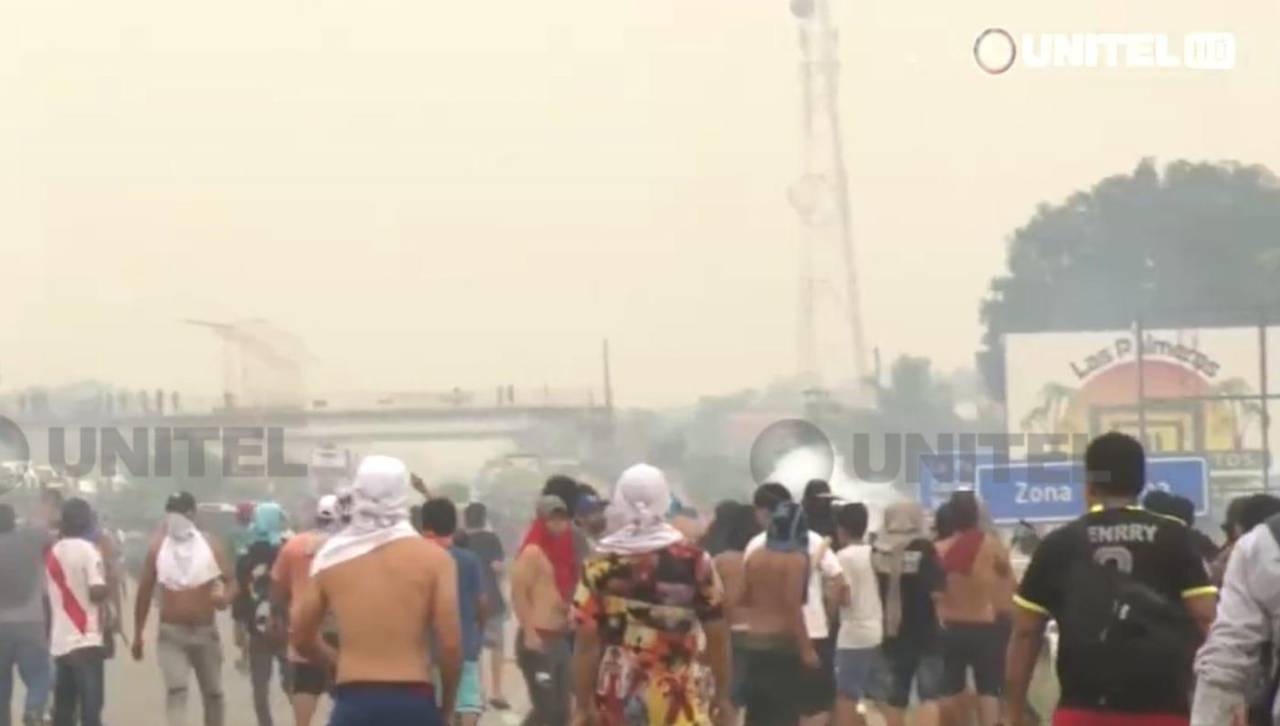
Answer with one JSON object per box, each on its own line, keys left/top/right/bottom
{"left": 836, "top": 543, "right": 883, "bottom": 649}
{"left": 46, "top": 538, "right": 106, "bottom": 657}
{"left": 745, "top": 531, "right": 843, "bottom": 639}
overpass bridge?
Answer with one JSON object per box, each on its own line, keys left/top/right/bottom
{"left": 0, "top": 396, "right": 615, "bottom": 477}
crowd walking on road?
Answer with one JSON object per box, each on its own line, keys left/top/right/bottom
{"left": 17, "top": 431, "right": 1280, "bottom": 725}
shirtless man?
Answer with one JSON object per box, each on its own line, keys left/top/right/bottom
{"left": 934, "top": 492, "right": 1011, "bottom": 726}
{"left": 511, "top": 495, "right": 576, "bottom": 726}
{"left": 291, "top": 455, "right": 461, "bottom": 726}
{"left": 272, "top": 495, "right": 342, "bottom": 726}
{"left": 739, "top": 500, "right": 818, "bottom": 726}
{"left": 133, "top": 492, "right": 236, "bottom": 726}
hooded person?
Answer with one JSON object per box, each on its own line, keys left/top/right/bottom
{"left": 745, "top": 485, "right": 845, "bottom": 720}
{"left": 156, "top": 492, "right": 223, "bottom": 593}
{"left": 290, "top": 455, "right": 464, "bottom": 725}
{"left": 739, "top": 498, "right": 822, "bottom": 725}
{"left": 766, "top": 500, "right": 810, "bottom": 554}
{"left": 595, "top": 463, "right": 685, "bottom": 556}
{"left": 132, "top": 491, "right": 236, "bottom": 726}
{"left": 310, "top": 457, "right": 419, "bottom": 576}
{"left": 572, "top": 464, "right": 732, "bottom": 726}
{"left": 234, "top": 501, "right": 289, "bottom": 726}
{"left": 870, "top": 501, "right": 946, "bottom": 724}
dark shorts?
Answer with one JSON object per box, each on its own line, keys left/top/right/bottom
{"left": 329, "top": 683, "right": 441, "bottom": 726}
{"left": 876, "top": 640, "right": 944, "bottom": 709}
{"left": 940, "top": 622, "right": 1004, "bottom": 697}
{"left": 730, "top": 631, "right": 750, "bottom": 708}
{"left": 289, "top": 661, "right": 331, "bottom": 696}
{"left": 740, "top": 634, "right": 806, "bottom": 726}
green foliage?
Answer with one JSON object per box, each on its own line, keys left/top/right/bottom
{"left": 979, "top": 158, "right": 1280, "bottom": 398}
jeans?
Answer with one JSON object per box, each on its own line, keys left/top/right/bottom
{"left": 516, "top": 634, "right": 570, "bottom": 726}
{"left": 51, "top": 646, "right": 104, "bottom": 726}
{"left": 248, "top": 637, "right": 289, "bottom": 726}
{"left": 0, "top": 622, "right": 52, "bottom": 726}
{"left": 157, "top": 623, "right": 225, "bottom": 726}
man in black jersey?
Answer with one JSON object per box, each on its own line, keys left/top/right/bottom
{"left": 1002, "top": 432, "right": 1217, "bottom": 726}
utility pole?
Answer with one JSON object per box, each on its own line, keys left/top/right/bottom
{"left": 789, "top": 0, "right": 868, "bottom": 394}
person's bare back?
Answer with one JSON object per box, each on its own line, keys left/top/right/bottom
{"left": 293, "top": 536, "right": 460, "bottom": 685}
{"left": 937, "top": 533, "right": 1011, "bottom": 624}
{"left": 742, "top": 548, "right": 809, "bottom": 641}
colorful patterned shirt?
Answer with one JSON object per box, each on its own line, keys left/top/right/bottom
{"left": 573, "top": 541, "right": 724, "bottom": 726}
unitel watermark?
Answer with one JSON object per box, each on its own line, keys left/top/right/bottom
{"left": 0, "top": 418, "right": 306, "bottom": 479}
{"left": 750, "top": 419, "right": 1117, "bottom": 486}
{"left": 974, "top": 29, "right": 1236, "bottom": 74}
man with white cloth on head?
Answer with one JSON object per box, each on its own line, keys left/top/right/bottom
{"left": 571, "top": 463, "right": 732, "bottom": 726}
{"left": 291, "top": 455, "right": 462, "bottom": 726}
{"left": 133, "top": 491, "right": 236, "bottom": 726}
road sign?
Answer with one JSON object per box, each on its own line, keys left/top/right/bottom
{"left": 918, "top": 452, "right": 996, "bottom": 508}
{"left": 976, "top": 456, "right": 1208, "bottom": 524}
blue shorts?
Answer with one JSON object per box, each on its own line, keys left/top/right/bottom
{"left": 329, "top": 683, "right": 442, "bottom": 726}
{"left": 433, "top": 660, "right": 483, "bottom": 714}
{"left": 456, "top": 661, "right": 483, "bottom": 714}
{"left": 835, "top": 647, "right": 879, "bottom": 701}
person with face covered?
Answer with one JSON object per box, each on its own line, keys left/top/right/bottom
{"left": 233, "top": 502, "right": 289, "bottom": 726}
{"left": 291, "top": 456, "right": 460, "bottom": 725}
{"left": 740, "top": 501, "right": 818, "bottom": 726}
{"left": 272, "top": 495, "right": 344, "bottom": 726}
{"left": 571, "top": 464, "right": 730, "bottom": 726}
{"left": 133, "top": 491, "right": 236, "bottom": 726}
{"left": 511, "top": 494, "right": 577, "bottom": 726}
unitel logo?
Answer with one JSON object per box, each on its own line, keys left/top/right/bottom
{"left": 973, "top": 29, "right": 1236, "bottom": 74}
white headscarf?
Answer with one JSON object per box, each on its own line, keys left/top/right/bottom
{"left": 310, "top": 455, "right": 418, "bottom": 576}
{"left": 596, "top": 463, "right": 686, "bottom": 555}
{"left": 156, "top": 513, "right": 222, "bottom": 591}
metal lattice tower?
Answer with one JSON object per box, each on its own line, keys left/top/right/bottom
{"left": 788, "top": 0, "right": 868, "bottom": 393}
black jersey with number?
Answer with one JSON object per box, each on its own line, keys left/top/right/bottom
{"left": 1015, "top": 505, "right": 1215, "bottom": 714}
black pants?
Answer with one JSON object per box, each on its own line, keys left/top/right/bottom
{"left": 741, "top": 640, "right": 806, "bottom": 726}
{"left": 249, "top": 637, "right": 290, "bottom": 726}
{"left": 52, "top": 647, "right": 105, "bottom": 726}
{"left": 516, "top": 634, "right": 570, "bottom": 726}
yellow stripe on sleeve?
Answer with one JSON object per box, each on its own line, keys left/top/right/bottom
{"left": 1181, "top": 586, "right": 1218, "bottom": 599}
{"left": 1013, "top": 594, "right": 1050, "bottom": 615}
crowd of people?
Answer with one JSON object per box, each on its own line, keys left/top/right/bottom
{"left": 8, "top": 432, "right": 1280, "bottom": 725}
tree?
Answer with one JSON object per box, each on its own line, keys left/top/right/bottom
{"left": 978, "top": 158, "right": 1280, "bottom": 398}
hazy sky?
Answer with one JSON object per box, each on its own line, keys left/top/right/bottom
{"left": 1, "top": 0, "right": 1276, "bottom": 407}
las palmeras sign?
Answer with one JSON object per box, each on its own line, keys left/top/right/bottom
{"left": 1005, "top": 328, "right": 1277, "bottom": 471}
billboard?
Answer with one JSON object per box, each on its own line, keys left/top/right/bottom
{"left": 1005, "top": 327, "right": 1274, "bottom": 476}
